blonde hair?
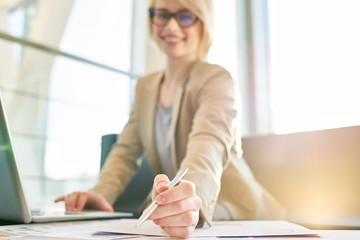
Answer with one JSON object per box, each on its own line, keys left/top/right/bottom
{"left": 148, "top": 0, "right": 215, "bottom": 60}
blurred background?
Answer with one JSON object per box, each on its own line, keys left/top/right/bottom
{"left": 0, "top": 0, "right": 359, "bottom": 208}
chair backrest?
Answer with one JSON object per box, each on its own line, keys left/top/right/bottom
{"left": 242, "top": 125, "right": 360, "bottom": 226}
{"left": 100, "top": 134, "right": 154, "bottom": 212}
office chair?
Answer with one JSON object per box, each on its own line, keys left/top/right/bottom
{"left": 100, "top": 134, "right": 154, "bottom": 213}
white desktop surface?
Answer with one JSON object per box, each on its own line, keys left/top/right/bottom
{"left": 253, "top": 230, "right": 360, "bottom": 240}
{"left": 1, "top": 220, "right": 360, "bottom": 240}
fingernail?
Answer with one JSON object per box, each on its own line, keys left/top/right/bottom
{"left": 156, "top": 195, "right": 166, "bottom": 204}
{"left": 153, "top": 219, "right": 159, "bottom": 225}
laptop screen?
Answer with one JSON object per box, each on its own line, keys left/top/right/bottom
{"left": 0, "top": 96, "right": 32, "bottom": 223}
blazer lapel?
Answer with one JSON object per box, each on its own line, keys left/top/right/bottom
{"left": 170, "top": 61, "right": 198, "bottom": 170}
{"left": 139, "top": 72, "right": 163, "bottom": 174}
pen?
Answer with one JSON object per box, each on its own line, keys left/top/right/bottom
{"left": 135, "top": 168, "right": 189, "bottom": 227}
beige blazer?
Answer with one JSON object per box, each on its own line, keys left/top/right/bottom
{"left": 92, "top": 60, "right": 286, "bottom": 225}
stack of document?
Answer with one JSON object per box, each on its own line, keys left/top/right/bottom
{"left": 98, "top": 219, "right": 317, "bottom": 238}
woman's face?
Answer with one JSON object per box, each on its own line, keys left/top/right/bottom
{"left": 151, "top": 0, "right": 203, "bottom": 62}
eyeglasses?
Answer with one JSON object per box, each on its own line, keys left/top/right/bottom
{"left": 149, "top": 8, "right": 199, "bottom": 28}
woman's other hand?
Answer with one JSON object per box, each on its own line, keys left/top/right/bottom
{"left": 54, "top": 191, "right": 113, "bottom": 212}
{"left": 149, "top": 174, "right": 202, "bottom": 238}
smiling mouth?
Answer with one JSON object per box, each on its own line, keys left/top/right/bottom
{"left": 163, "top": 36, "right": 184, "bottom": 43}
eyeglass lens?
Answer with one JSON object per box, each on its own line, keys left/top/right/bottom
{"left": 149, "top": 8, "right": 198, "bottom": 28}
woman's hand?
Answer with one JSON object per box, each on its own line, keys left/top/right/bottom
{"left": 148, "top": 174, "right": 202, "bottom": 238}
{"left": 54, "top": 191, "right": 113, "bottom": 212}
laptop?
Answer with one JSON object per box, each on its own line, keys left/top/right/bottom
{"left": 0, "top": 94, "right": 132, "bottom": 223}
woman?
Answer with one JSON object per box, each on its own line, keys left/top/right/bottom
{"left": 55, "top": 0, "right": 286, "bottom": 238}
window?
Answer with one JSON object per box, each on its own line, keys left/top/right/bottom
{"left": 0, "top": 0, "right": 134, "bottom": 204}
{"left": 208, "top": 0, "right": 238, "bottom": 84}
{"left": 267, "top": 0, "right": 360, "bottom": 133}
{"left": 44, "top": 0, "right": 133, "bottom": 179}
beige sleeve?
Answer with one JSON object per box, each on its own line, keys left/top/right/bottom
{"left": 179, "top": 66, "right": 238, "bottom": 226}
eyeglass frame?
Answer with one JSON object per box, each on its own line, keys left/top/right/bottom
{"left": 149, "top": 8, "right": 199, "bottom": 28}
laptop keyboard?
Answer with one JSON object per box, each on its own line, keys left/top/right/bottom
{"left": 31, "top": 209, "right": 69, "bottom": 216}
{"left": 30, "top": 209, "right": 44, "bottom": 216}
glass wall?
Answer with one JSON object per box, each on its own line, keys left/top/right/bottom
{"left": 267, "top": 0, "right": 360, "bottom": 133}
{"left": 0, "top": 0, "right": 134, "bottom": 207}
{"left": 208, "top": 0, "right": 239, "bottom": 84}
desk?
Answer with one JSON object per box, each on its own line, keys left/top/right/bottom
{"left": 1, "top": 220, "right": 360, "bottom": 239}
{"left": 257, "top": 231, "right": 360, "bottom": 240}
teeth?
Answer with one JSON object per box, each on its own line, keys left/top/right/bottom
{"left": 165, "top": 37, "right": 181, "bottom": 42}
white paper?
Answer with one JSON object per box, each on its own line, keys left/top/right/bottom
{"left": 192, "top": 220, "right": 315, "bottom": 237}
{"left": 0, "top": 220, "right": 131, "bottom": 239}
{"left": 99, "top": 220, "right": 165, "bottom": 237}
{"left": 98, "top": 219, "right": 316, "bottom": 237}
